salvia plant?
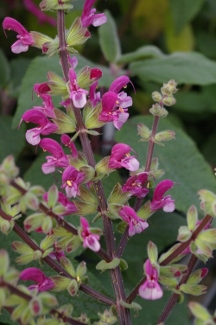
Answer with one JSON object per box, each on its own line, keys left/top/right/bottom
{"left": 0, "top": 1, "right": 216, "bottom": 325}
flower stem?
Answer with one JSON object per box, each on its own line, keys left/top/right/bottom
{"left": 0, "top": 208, "right": 114, "bottom": 306}
{"left": 156, "top": 254, "right": 198, "bottom": 324}
{"left": 10, "top": 179, "right": 110, "bottom": 262}
{"left": 57, "top": 10, "right": 131, "bottom": 325}
{"left": 126, "top": 214, "right": 212, "bottom": 303}
{"left": 0, "top": 281, "right": 87, "bottom": 325}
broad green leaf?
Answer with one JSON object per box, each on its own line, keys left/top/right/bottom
{"left": 98, "top": 10, "right": 121, "bottom": 63}
{"left": 169, "top": 0, "right": 205, "bottom": 33}
{"left": 13, "top": 55, "right": 114, "bottom": 128}
{"left": 0, "top": 116, "right": 25, "bottom": 162}
{"left": 117, "top": 45, "right": 164, "bottom": 64}
{"left": 0, "top": 48, "right": 10, "bottom": 88}
{"left": 23, "top": 152, "right": 61, "bottom": 190}
{"left": 130, "top": 52, "right": 216, "bottom": 85}
{"left": 9, "top": 58, "right": 31, "bottom": 98}
{"left": 115, "top": 116, "right": 216, "bottom": 213}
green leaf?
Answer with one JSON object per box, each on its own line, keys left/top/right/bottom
{"left": 0, "top": 116, "right": 25, "bottom": 162}
{"left": 130, "top": 52, "right": 216, "bottom": 85}
{"left": 9, "top": 58, "right": 30, "bottom": 98}
{"left": 23, "top": 152, "right": 61, "bottom": 190}
{"left": 169, "top": 0, "right": 205, "bottom": 33}
{"left": 98, "top": 10, "right": 121, "bottom": 63}
{"left": 115, "top": 116, "right": 216, "bottom": 214}
{"left": 13, "top": 55, "right": 114, "bottom": 128}
{"left": 0, "top": 48, "right": 10, "bottom": 88}
{"left": 117, "top": 45, "right": 164, "bottom": 64}
{"left": 0, "top": 308, "right": 19, "bottom": 325}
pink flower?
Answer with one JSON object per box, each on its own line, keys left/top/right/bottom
{"left": 2, "top": 17, "right": 34, "bottom": 54}
{"left": 68, "top": 68, "right": 88, "bottom": 108}
{"left": 20, "top": 267, "right": 54, "bottom": 292}
{"left": 119, "top": 206, "right": 149, "bottom": 236}
{"left": 43, "top": 191, "right": 77, "bottom": 215}
{"left": 89, "top": 81, "right": 101, "bottom": 107}
{"left": 99, "top": 76, "right": 132, "bottom": 130}
{"left": 122, "top": 173, "right": 149, "bottom": 198}
{"left": 80, "top": 217, "right": 100, "bottom": 252}
{"left": 61, "top": 134, "right": 78, "bottom": 158}
{"left": 23, "top": 0, "right": 56, "bottom": 26}
{"left": 108, "top": 143, "right": 139, "bottom": 171}
{"left": 81, "top": 0, "right": 107, "bottom": 28}
{"left": 138, "top": 259, "right": 163, "bottom": 300}
{"left": 21, "top": 110, "right": 57, "bottom": 145}
{"left": 62, "top": 166, "right": 85, "bottom": 198}
{"left": 151, "top": 180, "right": 175, "bottom": 212}
{"left": 39, "top": 138, "right": 69, "bottom": 174}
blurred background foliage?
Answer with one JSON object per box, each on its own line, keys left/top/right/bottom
{"left": 1, "top": 1, "right": 216, "bottom": 324}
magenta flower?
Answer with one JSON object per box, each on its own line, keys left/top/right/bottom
{"left": 122, "top": 173, "right": 149, "bottom": 198}
{"left": 81, "top": 0, "right": 107, "bottom": 28}
{"left": 89, "top": 81, "right": 101, "bottom": 107}
{"left": 138, "top": 259, "right": 163, "bottom": 300}
{"left": 23, "top": 0, "right": 56, "bottom": 26}
{"left": 39, "top": 138, "right": 69, "bottom": 174}
{"left": 68, "top": 68, "right": 88, "bottom": 108}
{"left": 62, "top": 166, "right": 85, "bottom": 198}
{"left": 80, "top": 217, "right": 100, "bottom": 252}
{"left": 33, "top": 85, "right": 55, "bottom": 119}
{"left": 151, "top": 180, "right": 175, "bottom": 212}
{"left": 43, "top": 191, "right": 77, "bottom": 215}
{"left": 34, "top": 82, "right": 51, "bottom": 96}
{"left": 61, "top": 134, "right": 78, "bottom": 158}
{"left": 2, "top": 17, "right": 34, "bottom": 54}
{"left": 22, "top": 110, "right": 57, "bottom": 145}
{"left": 119, "top": 206, "right": 149, "bottom": 236}
{"left": 99, "top": 76, "right": 133, "bottom": 130}
{"left": 20, "top": 267, "right": 54, "bottom": 292}
{"left": 108, "top": 143, "right": 139, "bottom": 171}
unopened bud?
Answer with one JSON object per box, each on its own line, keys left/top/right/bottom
{"left": 152, "top": 91, "right": 162, "bottom": 102}
{"left": 68, "top": 279, "right": 79, "bottom": 296}
{"left": 149, "top": 104, "right": 168, "bottom": 117}
{"left": 162, "top": 96, "right": 176, "bottom": 107}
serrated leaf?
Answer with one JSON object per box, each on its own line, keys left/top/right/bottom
{"left": 98, "top": 10, "right": 121, "bottom": 63}
{"left": 130, "top": 52, "right": 216, "bottom": 86}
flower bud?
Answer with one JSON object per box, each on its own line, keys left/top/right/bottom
{"left": 188, "top": 302, "right": 211, "bottom": 321}
{"left": 137, "top": 123, "right": 151, "bottom": 142}
{"left": 152, "top": 91, "right": 162, "bottom": 102}
{"left": 147, "top": 241, "right": 158, "bottom": 264}
{"left": 76, "top": 261, "right": 87, "bottom": 280}
{"left": 29, "top": 297, "right": 42, "bottom": 316}
{"left": 162, "top": 96, "right": 176, "bottom": 107}
{"left": 177, "top": 226, "right": 191, "bottom": 242}
{"left": 154, "top": 130, "right": 175, "bottom": 142}
{"left": 68, "top": 279, "right": 79, "bottom": 296}
{"left": 149, "top": 104, "right": 168, "bottom": 117}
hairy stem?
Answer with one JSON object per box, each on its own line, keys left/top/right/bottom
{"left": 57, "top": 10, "right": 131, "bottom": 325}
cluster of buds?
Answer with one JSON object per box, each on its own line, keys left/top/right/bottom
{"left": 150, "top": 80, "right": 178, "bottom": 117}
